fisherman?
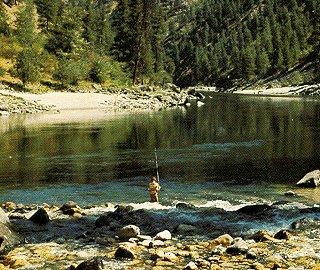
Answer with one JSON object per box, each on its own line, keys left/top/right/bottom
{"left": 148, "top": 176, "right": 161, "bottom": 203}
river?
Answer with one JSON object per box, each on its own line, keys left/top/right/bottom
{"left": 0, "top": 93, "right": 319, "bottom": 208}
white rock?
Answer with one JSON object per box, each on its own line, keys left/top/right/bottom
{"left": 117, "top": 225, "right": 140, "bottom": 239}
{"left": 155, "top": 230, "right": 171, "bottom": 241}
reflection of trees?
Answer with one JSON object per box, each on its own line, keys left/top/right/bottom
{"left": 0, "top": 95, "right": 320, "bottom": 186}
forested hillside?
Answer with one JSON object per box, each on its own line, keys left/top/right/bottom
{"left": 0, "top": 0, "right": 319, "bottom": 90}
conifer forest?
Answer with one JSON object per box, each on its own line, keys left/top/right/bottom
{"left": 0, "top": 0, "right": 319, "bottom": 89}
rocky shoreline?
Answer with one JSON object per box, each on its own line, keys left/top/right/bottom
{"left": 0, "top": 83, "right": 202, "bottom": 116}
{"left": 1, "top": 83, "right": 320, "bottom": 117}
{"left": 0, "top": 201, "right": 319, "bottom": 270}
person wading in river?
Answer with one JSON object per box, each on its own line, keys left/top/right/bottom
{"left": 148, "top": 177, "right": 161, "bottom": 203}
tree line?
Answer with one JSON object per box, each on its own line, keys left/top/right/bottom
{"left": 0, "top": 0, "right": 319, "bottom": 89}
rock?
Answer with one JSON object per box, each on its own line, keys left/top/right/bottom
{"left": 0, "top": 208, "right": 9, "bottom": 224}
{"left": 208, "top": 234, "right": 233, "bottom": 249}
{"left": 2, "top": 202, "right": 16, "bottom": 211}
{"left": 184, "top": 261, "right": 198, "bottom": 270}
{"left": 155, "top": 230, "right": 171, "bottom": 241}
{"left": 115, "top": 246, "right": 135, "bottom": 259}
{"left": 249, "top": 230, "right": 280, "bottom": 242}
{"left": 149, "top": 240, "right": 165, "bottom": 247}
{"left": 176, "top": 224, "right": 198, "bottom": 235}
{"left": 0, "top": 208, "right": 22, "bottom": 253}
{"left": 117, "top": 225, "right": 140, "bottom": 239}
{"left": 75, "top": 257, "right": 104, "bottom": 270}
{"left": 273, "top": 229, "right": 292, "bottom": 240}
{"left": 226, "top": 238, "right": 249, "bottom": 255}
{"left": 0, "top": 111, "right": 9, "bottom": 116}
{"left": 29, "top": 208, "right": 50, "bottom": 225}
{"left": 176, "top": 202, "right": 196, "bottom": 210}
{"left": 284, "top": 190, "right": 296, "bottom": 196}
{"left": 60, "top": 201, "right": 81, "bottom": 215}
{"left": 296, "top": 170, "right": 320, "bottom": 187}
{"left": 150, "top": 249, "right": 165, "bottom": 260}
{"left": 164, "top": 252, "right": 177, "bottom": 262}
{"left": 236, "top": 204, "right": 272, "bottom": 215}
{"left": 211, "top": 245, "right": 227, "bottom": 255}
{"left": 137, "top": 235, "right": 152, "bottom": 241}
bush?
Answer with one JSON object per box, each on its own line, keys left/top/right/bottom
{"left": 15, "top": 47, "right": 41, "bottom": 84}
{"left": 90, "top": 59, "right": 108, "bottom": 83}
{"left": 54, "top": 58, "right": 90, "bottom": 86}
{"left": 89, "top": 56, "right": 130, "bottom": 86}
{"left": 0, "top": 66, "right": 5, "bottom": 76}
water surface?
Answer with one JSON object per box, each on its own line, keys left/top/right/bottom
{"left": 0, "top": 93, "right": 320, "bottom": 206}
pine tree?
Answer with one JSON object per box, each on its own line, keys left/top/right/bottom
{"left": 0, "top": 2, "right": 9, "bottom": 36}
{"left": 15, "top": 0, "right": 42, "bottom": 84}
{"left": 95, "top": 1, "right": 114, "bottom": 55}
{"left": 34, "top": 0, "right": 63, "bottom": 32}
{"left": 111, "top": 0, "right": 131, "bottom": 62}
{"left": 15, "top": 0, "right": 38, "bottom": 46}
{"left": 46, "top": 4, "right": 87, "bottom": 56}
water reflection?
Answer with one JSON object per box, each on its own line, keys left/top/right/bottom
{"left": 0, "top": 94, "right": 320, "bottom": 191}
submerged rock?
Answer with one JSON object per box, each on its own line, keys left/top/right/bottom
{"left": 236, "top": 204, "right": 272, "bottom": 215}
{"left": 296, "top": 170, "right": 320, "bottom": 187}
{"left": 176, "top": 224, "right": 198, "bottom": 235}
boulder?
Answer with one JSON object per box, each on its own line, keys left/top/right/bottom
{"left": 273, "top": 229, "right": 292, "bottom": 240}
{"left": 75, "top": 257, "right": 104, "bottom": 270}
{"left": 0, "top": 208, "right": 22, "bottom": 253}
{"left": 60, "top": 201, "right": 81, "bottom": 215}
{"left": 0, "top": 208, "right": 9, "bottom": 224}
{"left": 29, "top": 208, "right": 50, "bottom": 225}
{"left": 155, "top": 230, "right": 171, "bottom": 241}
{"left": 236, "top": 204, "right": 272, "bottom": 215}
{"left": 117, "top": 225, "right": 140, "bottom": 239}
{"left": 115, "top": 246, "right": 135, "bottom": 259}
{"left": 296, "top": 170, "right": 320, "bottom": 187}
{"left": 208, "top": 234, "right": 233, "bottom": 249}
{"left": 249, "top": 230, "right": 280, "bottom": 242}
{"left": 226, "top": 238, "right": 249, "bottom": 255}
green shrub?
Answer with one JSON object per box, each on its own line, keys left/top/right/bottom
{"left": 0, "top": 66, "right": 5, "bottom": 76}
{"left": 89, "top": 56, "right": 130, "bottom": 86}
{"left": 15, "top": 48, "right": 41, "bottom": 84}
{"left": 54, "top": 58, "right": 90, "bottom": 86}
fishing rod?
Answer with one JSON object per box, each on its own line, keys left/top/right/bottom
{"left": 154, "top": 147, "right": 160, "bottom": 183}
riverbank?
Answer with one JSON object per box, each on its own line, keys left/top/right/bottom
{"left": 1, "top": 83, "right": 319, "bottom": 117}
{"left": 232, "top": 84, "right": 320, "bottom": 96}
{"left": 0, "top": 200, "right": 319, "bottom": 269}
{"left": 0, "top": 84, "right": 190, "bottom": 116}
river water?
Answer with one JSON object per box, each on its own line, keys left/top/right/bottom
{"left": 0, "top": 93, "right": 319, "bottom": 210}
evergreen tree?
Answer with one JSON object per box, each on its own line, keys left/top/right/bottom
{"left": 34, "top": 0, "right": 63, "bottom": 32}
{"left": 0, "top": 2, "right": 9, "bottom": 36}
{"left": 15, "top": 0, "right": 42, "bottom": 84}
{"left": 111, "top": 0, "right": 131, "bottom": 62}
{"left": 46, "top": 4, "right": 86, "bottom": 56}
